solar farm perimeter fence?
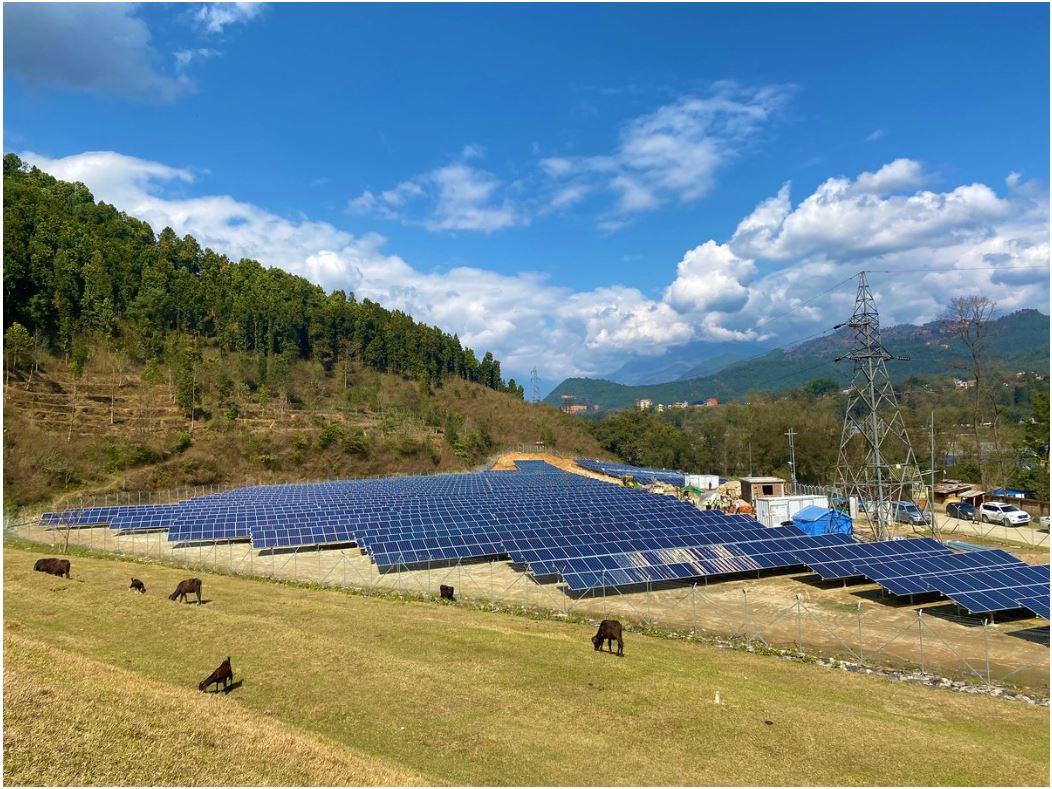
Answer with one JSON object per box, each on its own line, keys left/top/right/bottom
{"left": 8, "top": 509, "right": 1049, "bottom": 695}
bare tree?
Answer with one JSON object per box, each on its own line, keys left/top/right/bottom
{"left": 941, "top": 296, "right": 996, "bottom": 486}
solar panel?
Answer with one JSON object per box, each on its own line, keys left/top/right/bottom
{"left": 792, "top": 538, "right": 948, "bottom": 581}
{"left": 1018, "top": 595, "right": 1051, "bottom": 620}
{"left": 927, "top": 565, "right": 1051, "bottom": 614}
{"left": 855, "top": 550, "right": 1026, "bottom": 597}
{"left": 555, "top": 533, "right": 855, "bottom": 590}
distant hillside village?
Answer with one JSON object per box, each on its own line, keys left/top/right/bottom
{"left": 560, "top": 396, "right": 719, "bottom": 414}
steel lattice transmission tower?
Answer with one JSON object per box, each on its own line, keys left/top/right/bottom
{"left": 530, "top": 367, "right": 541, "bottom": 404}
{"left": 834, "top": 272, "right": 929, "bottom": 541}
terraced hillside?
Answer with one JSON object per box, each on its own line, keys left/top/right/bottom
{"left": 3, "top": 350, "right": 608, "bottom": 507}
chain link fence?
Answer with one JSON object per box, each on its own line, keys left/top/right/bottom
{"left": 8, "top": 516, "right": 1048, "bottom": 695}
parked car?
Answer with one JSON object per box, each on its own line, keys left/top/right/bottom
{"left": 1040, "top": 515, "right": 1050, "bottom": 529}
{"left": 978, "top": 502, "right": 1032, "bottom": 526}
{"left": 893, "top": 500, "right": 932, "bottom": 525}
{"left": 946, "top": 501, "right": 976, "bottom": 521}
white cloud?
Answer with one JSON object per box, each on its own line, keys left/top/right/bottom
{"left": 541, "top": 83, "right": 792, "bottom": 222}
{"left": 174, "top": 48, "right": 221, "bottom": 70}
{"left": 3, "top": 4, "right": 193, "bottom": 101}
{"left": 193, "top": 2, "right": 264, "bottom": 34}
{"left": 663, "top": 241, "right": 757, "bottom": 316}
{"left": 729, "top": 160, "right": 1009, "bottom": 261}
{"left": 20, "top": 151, "right": 1049, "bottom": 384}
{"left": 866, "top": 129, "right": 885, "bottom": 142}
{"left": 349, "top": 151, "right": 523, "bottom": 233}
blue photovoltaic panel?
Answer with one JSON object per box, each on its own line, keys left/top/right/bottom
{"left": 856, "top": 550, "right": 1026, "bottom": 597}
{"left": 1018, "top": 595, "right": 1051, "bottom": 620}
{"left": 556, "top": 533, "right": 855, "bottom": 590}
{"left": 792, "top": 538, "right": 948, "bottom": 581}
{"left": 927, "top": 565, "right": 1050, "bottom": 614}
{"left": 575, "top": 458, "right": 686, "bottom": 486}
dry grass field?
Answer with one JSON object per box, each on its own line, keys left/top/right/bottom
{"left": 4, "top": 545, "right": 1049, "bottom": 786}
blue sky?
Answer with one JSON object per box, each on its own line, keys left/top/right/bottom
{"left": 4, "top": 3, "right": 1050, "bottom": 392}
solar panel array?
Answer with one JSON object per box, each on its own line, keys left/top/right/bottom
{"left": 41, "top": 464, "right": 1050, "bottom": 618}
{"left": 575, "top": 459, "right": 687, "bottom": 486}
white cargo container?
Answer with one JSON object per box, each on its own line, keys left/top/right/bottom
{"left": 685, "top": 474, "right": 720, "bottom": 490}
{"left": 754, "top": 495, "right": 830, "bottom": 528}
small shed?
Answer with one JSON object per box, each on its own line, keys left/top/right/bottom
{"left": 739, "top": 476, "right": 786, "bottom": 504}
{"left": 791, "top": 505, "right": 853, "bottom": 536}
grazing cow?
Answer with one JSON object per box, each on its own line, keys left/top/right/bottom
{"left": 591, "top": 619, "right": 624, "bottom": 656}
{"left": 33, "top": 557, "right": 71, "bottom": 579}
{"left": 169, "top": 578, "right": 203, "bottom": 604}
{"left": 439, "top": 584, "right": 455, "bottom": 601}
{"left": 129, "top": 578, "right": 146, "bottom": 594}
{"left": 198, "top": 657, "right": 234, "bottom": 692}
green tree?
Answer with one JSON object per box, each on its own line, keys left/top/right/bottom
{"left": 3, "top": 321, "right": 32, "bottom": 385}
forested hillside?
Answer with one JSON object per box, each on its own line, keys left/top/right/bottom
{"left": 2, "top": 154, "right": 522, "bottom": 396}
{"left": 2, "top": 155, "right": 606, "bottom": 506}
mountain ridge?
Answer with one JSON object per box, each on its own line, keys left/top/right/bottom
{"left": 546, "top": 309, "right": 1051, "bottom": 411}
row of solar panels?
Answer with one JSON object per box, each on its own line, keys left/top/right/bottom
{"left": 40, "top": 464, "right": 1049, "bottom": 618}
{"left": 575, "top": 458, "right": 687, "bottom": 486}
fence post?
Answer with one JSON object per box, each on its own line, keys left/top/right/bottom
{"left": 917, "top": 609, "right": 925, "bottom": 674}
{"left": 742, "top": 588, "right": 749, "bottom": 644}
{"left": 690, "top": 583, "right": 697, "bottom": 637}
{"left": 983, "top": 618, "right": 991, "bottom": 683}
{"left": 857, "top": 603, "right": 864, "bottom": 662}
{"left": 795, "top": 594, "right": 803, "bottom": 650}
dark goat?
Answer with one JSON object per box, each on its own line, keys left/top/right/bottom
{"left": 591, "top": 619, "right": 624, "bottom": 656}
{"left": 129, "top": 578, "right": 146, "bottom": 594}
{"left": 439, "top": 584, "right": 455, "bottom": 601}
{"left": 169, "top": 578, "right": 203, "bottom": 604}
{"left": 198, "top": 657, "right": 233, "bottom": 692}
{"left": 34, "top": 558, "right": 71, "bottom": 579}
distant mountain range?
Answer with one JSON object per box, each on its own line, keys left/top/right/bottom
{"left": 546, "top": 309, "right": 1050, "bottom": 411}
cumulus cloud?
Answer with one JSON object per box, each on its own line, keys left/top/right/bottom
{"left": 3, "top": 4, "right": 193, "bottom": 101}
{"left": 193, "top": 2, "right": 264, "bottom": 34}
{"left": 349, "top": 150, "right": 523, "bottom": 233}
{"left": 20, "top": 151, "right": 1049, "bottom": 383}
{"left": 540, "top": 83, "right": 792, "bottom": 223}
{"left": 729, "top": 160, "right": 1010, "bottom": 261}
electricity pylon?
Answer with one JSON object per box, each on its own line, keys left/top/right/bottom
{"left": 834, "top": 272, "right": 930, "bottom": 541}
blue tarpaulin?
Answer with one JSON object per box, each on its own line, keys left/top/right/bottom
{"left": 791, "top": 505, "right": 853, "bottom": 536}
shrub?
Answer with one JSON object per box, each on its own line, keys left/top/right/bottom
{"left": 172, "top": 432, "right": 192, "bottom": 453}
{"left": 317, "top": 423, "right": 342, "bottom": 449}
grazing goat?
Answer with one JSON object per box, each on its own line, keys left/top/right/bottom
{"left": 198, "top": 657, "right": 234, "bottom": 692}
{"left": 591, "top": 619, "right": 624, "bottom": 656}
{"left": 34, "top": 558, "right": 71, "bottom": 579}
{"left": 169, "top": 578, "right": 203, "bottom": 604}
{"left": 129, "top": 578, "right": 146, "bottom": 594}
{"left": 439, "top": 584, "right": 455, "bottom": 601}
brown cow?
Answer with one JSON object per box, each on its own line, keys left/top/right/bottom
{"left": 34, "top": 557, "right": 71, "bottom": 579}
{"left": 169, "top": 578, "right": 203, "bottom": 604}
{"left": 129, "top": 578, "right": 146, "bottom": 594}
{"left": 439, "top": 584, "right": 455, "bottom": 601}
{"left": 591, "top": 619, "right": 624, "bottom": 656}
{"left": 198, "top": 657, "right": 233, "bottom": 692}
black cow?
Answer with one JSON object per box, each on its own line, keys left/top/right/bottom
{"left": 592, "top": 619, "right": 624, "bottom": 656}
{"left": 129, "top": 578, "right": 146, "bottom": 594}
{"left": 198, "top": 656, "right": 233, "bottom": 692}
{"left": 34, "top": 557, "right": 71, "bottom": 579}
{"left": 169, "top": 578, "right": 203, "bottom": 604}
{"left": 439, "top": 584, "right": 455, "bottom": 601}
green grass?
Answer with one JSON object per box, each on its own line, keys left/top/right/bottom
{"left": 4, "top": 546, "right": 1049, "bottom": 786}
